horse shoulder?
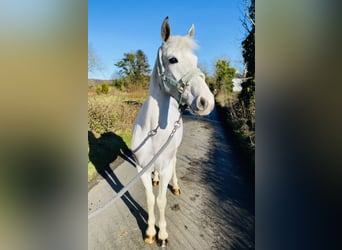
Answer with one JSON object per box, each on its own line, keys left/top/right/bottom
{"left": 131, "top": 97, "right": 159, "bottom": 149}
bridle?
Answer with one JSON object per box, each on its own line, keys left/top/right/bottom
{"left": 157, "top": 46, "right": 205, "bottom": 105}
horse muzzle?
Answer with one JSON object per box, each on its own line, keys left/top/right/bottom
{"left": 190, "top": 95, "right": 214, "bottom": 116}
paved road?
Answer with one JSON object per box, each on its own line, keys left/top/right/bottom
{"left": 88, "top": 114, "right": 254, "bottom": 249}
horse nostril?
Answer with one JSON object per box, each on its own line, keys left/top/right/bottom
{"left": 198, "top": 96, "right": 208, "bottom": 110}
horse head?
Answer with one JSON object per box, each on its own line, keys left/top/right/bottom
{"left": 157, "top": 17, "right": 215, "bottom": 116}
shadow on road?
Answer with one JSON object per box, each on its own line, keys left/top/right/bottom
{"left": 197, "top": 123, "right": 255, "bottom": 249}
{"left": 88, "top": 131, "right": 148, "bottom": 240}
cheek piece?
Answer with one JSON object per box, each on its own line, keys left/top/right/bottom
{"left": 157, "top": 47, "right": 205, "bottom": 106}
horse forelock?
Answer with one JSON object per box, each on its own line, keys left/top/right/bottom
{"left": 163, "top": 35, "right": 198, "bottom": 52}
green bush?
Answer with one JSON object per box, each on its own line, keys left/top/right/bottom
{"left": 96, "top": 86, "right": 101, "bottom": 95}
{"left": 101, "top": 83, "right": 109, "bottom": 94}
{"left": 95, "top": 83, "right": 109, "bottom": 95}
{"left": 112, "top": 79, "right": 125, "bottom": 91}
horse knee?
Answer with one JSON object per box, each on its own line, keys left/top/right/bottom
{"left": 146, "top": 193, "right": 155, "bottom": 205}
{"left": 157, "top": 196, "right": 167, "bottom": 209}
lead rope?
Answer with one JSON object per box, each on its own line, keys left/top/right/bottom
{"left": 88, "top": 110, "right": 184, "bottom": 220}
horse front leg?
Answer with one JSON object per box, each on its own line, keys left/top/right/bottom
{"left": 140, "top": 172, "right": 156, "bottom": 243}
{"left": 171, "top": 157, "right": 181, "bottom": 196}
{"left": 156, "top": 166, "right": 173, "bottom": 247}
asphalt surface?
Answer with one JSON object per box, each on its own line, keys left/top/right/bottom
{"left": 88, "top": 113, "right": 254, "bottom": 249}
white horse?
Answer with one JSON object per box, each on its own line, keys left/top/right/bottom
{"left": 131, "top": 17, "right": 214, "bottom": 247}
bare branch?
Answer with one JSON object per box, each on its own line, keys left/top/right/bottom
{"left": 242, "top": 0, "right": 255, "bottom": 31}
{"left": 88, "top": 43, "right": 104, "bottom": 73}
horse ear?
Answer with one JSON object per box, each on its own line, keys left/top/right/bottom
{"left": 188, "top": 24, "right": 195, "bottom": 38}
{"left": 161, "top": 16, "right": 171, "bottom": 42}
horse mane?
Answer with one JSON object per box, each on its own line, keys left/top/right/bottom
{"left": 163, "top": 35, "right": 198, "bottom": 51}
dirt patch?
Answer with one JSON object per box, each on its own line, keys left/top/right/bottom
{"left": 170, "top": 204, "right": 180, "bottom": 211}
{"left": 188, "top": 161, "right": 198, "bottom": 166}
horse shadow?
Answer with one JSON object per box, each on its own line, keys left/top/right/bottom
{"left": 88, "top": 131, "right": 148, "bottom": 239}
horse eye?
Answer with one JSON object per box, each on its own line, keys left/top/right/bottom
{"left": 168, "top": 57, "right": 178, "bottom": 64}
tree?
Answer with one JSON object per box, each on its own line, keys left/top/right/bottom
{"left": 214, "top": 59, "right": 236, "bottom": 94}
{"left": 88, "top": 44, "right": 103, "bottom": 74}
{"left": 114, "top": 50, "right": 151, "bottom": 88}
{"left": 198, "top": 64, "right": 216, "bottom": 93}
{"left": 239, "top": 0, "right": 255, "bottom": 108}
{"left": 136, "top": 50, "right": 150, "bottom": 81}
{"left": 115, "top": 53, "right": 135, "bottom": 77}
{"left": 239, "top": 0, "right": 255, "bottom": 132}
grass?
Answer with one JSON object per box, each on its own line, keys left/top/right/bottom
{"left": 88, "top": 159, "right": 97, "bottom": 182}
{"left": 88, "top": 85, "right": 148, "bottom": 182}
{"left": 215, "top": 91, "right": 255, "bottom": 179}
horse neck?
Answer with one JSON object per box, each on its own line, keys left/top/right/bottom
{"left": 149, "top": 62, "right": 175, "bottom": 107}
{"left": 148, "top": 62, "right": 180, "bottom": 128}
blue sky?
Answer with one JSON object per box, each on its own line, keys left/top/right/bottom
{"left": 88, "top": 0, "right": 248, "bottom": 80}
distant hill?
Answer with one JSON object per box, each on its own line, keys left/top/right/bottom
{"left": 88, "top": 79, "right": 112, "bottom": 87}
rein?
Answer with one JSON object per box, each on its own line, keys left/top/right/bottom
{"left": 88, "top": 108, "right": 185, "bottom": 220}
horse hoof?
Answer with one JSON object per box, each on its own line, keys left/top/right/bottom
{"left": 172, "top": 188, "right": 181, "bottom": 196}
{"left": 144, "top": 234, "right": 156, "bottom": 244}
{"left": 152, "top": 180, "right": 159, "bottom": 187}
{"left": 157, "top": 238, "right": 168, "bottom": 248}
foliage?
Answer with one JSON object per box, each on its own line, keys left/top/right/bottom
{"left": 219, "top": 0, "right": 256, "bottom": 174}
{"left": 95, "top": 83, "right": 109, "bottom": 95}
{"left": 114, "top": 49, "right": 151, "bottom": 90}
{"left": 212, "top": 59, "right": 236, "bottom": 96}
{"left": 216, "top": 94, "right": 255, "bottom": 175}
{"left": 239, "top": 0, "right": 255, "bottom": 131}
{"left": 88, "top": 153, "right": 97, "bottom": 182}
{"left": 101, "top": 83, "right": 109, "bottom": 94}
{"left": 240, "top": 0, "right": 255, "bottom": 109}
{"left": 213, "top": 0, "right": 255, "bottom": 176}
{"left": 112, "top": 78, "right": 125, "bottom": 91}
{"left": 136, "top": 50, "right": 151, "bottom": 79}
{"left": 95, "top": 86, "right": 101, "bottom": 95}
{"left": 88, "top": 87, "right": 148, "bottom": 135}
{"left": 206, "top": 75, "right": 216, "bottom": 94}
{"left": 199, "top": 66, "right": 216, "bottom": 94}
{"left": 88, "top": 87, "right": 147, "bottom": 183}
